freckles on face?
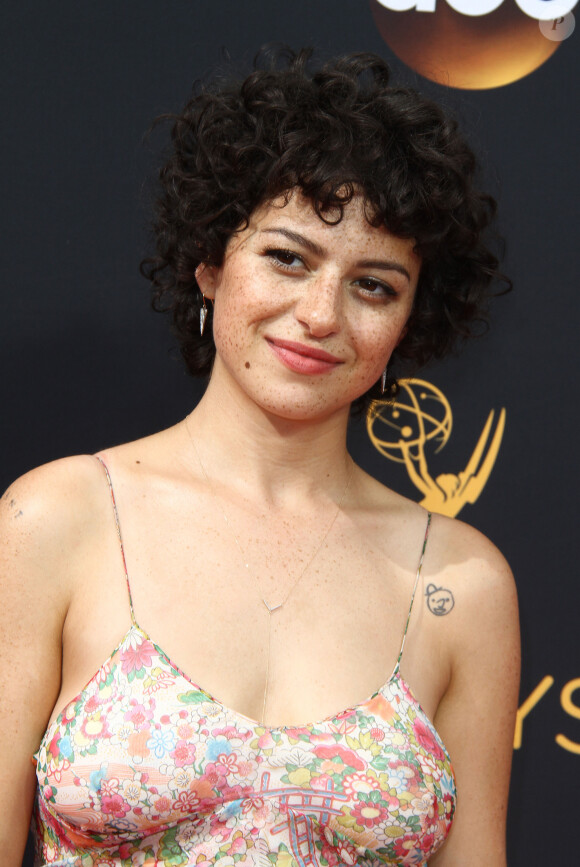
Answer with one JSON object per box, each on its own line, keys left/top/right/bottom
{"left": 202, "top": 193, "right": 420, "bottom": 419}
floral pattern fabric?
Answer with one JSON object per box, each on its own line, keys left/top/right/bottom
{"left": 33, "top": 623, "right": 456, "bottom": 867}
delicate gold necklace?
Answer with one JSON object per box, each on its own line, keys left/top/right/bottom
{"left": 183, "top": 416, "right": 354, "bottom": 724}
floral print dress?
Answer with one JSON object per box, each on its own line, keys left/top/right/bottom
{"left": 33, "top": 460, "right": 455, "bottom": 867}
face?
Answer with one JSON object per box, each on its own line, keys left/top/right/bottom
{"left": 197, "top": 192, "right": 421, "bottom": 422}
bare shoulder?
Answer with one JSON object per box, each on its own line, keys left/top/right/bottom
{"left": 363, "top": 469, "right": 516, "bottom": 622}
{"left": 0, "top": 454, "right": 112, "bottom": 597}
{"left": 1, "top": 453, "right": 108, "bottom": 533}
{"left": 0, "top": 424, "right": 187, "bottom": 580}
{"left": 2, "top": 453, "right": 106, "bottom": 509}
{"left": 421, "top": 513, "right": 519, "bottom": 697}
{"left": 0, "top": 423, "right": 189, "bottom": 562}
{"left": 0, "top": 455, "right": 118, "bottom": 723}
{"left": 426, "top": 512, "right": 517, "bottom": 613}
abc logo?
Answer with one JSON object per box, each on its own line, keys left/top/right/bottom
{"left": 370, "top": 0, "right": 577, "bottom": 88}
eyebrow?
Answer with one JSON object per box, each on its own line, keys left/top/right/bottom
{"left": 259, "top": 227, "right": 412, "bottom": 282}
{"left": 260, "top": 227, "right": 325, "bottom": 258}
{"left": 357, "top": 259, "right": 411, "bottom": 282}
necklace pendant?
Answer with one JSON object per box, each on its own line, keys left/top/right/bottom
{"left": 263, "top": 599, "right": 283, "bottom": 614}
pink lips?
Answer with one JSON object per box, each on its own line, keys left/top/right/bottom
{"left": 266, "top": 338, "right": 343, "bottom": 375}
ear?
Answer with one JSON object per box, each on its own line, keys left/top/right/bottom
{"left": 195, "top": 263, "right": 219, "bottom": 300}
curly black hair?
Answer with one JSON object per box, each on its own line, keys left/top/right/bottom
{"left": 142, "top": 47, "right": 509, "bottom": 407}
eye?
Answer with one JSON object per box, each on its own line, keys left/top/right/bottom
{"left": 355, "top": 277, "right": 398, "bottom": 298}
{"left": 265, "top": 248, "right": 305, "bottom": 270}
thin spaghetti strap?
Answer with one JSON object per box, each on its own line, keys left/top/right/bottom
{"left": 393, "top": 511, "right": 432, "bottom": 674}
{"left": 94, "top": 455, "right": 137, "bottom": 626}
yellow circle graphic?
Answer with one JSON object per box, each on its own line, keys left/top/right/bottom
{"left": 370, "top": 0, "right": 572, "bottom": 89}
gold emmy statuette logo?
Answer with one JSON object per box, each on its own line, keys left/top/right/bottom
{"left": 366, "top": 378, "right": 505, "bottom": 517}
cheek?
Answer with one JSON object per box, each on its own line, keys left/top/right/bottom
{"left": 211, "top": 281, "right": 273, "bottom": 368}
{"left": 213, "top": 284, "right": 286, "bottom": 358}
{"left": 211, "top": 274, "right": 248, "bottom": 344}
{"left": 350, "top": 319, "right": 403, "bottom": 364}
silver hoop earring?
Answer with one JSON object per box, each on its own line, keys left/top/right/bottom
{"left": 199, "top": 294, "right": 208, "bottom": 336}
{"left": 381, "top": 367, "right": 388, "bottom": 394}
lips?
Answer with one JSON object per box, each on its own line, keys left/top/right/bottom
{"left": 266, "top": 338, "right": 343, "bottom": 375}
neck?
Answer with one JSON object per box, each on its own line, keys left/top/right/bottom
{"left": 182, "top": 365, "right": 353, "bottom": 507}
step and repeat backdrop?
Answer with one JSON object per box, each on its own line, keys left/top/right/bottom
{"left": 2, "top": 1, "right": 578, "bottom": 863}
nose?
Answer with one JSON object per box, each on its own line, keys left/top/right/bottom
{"left": 294, "top": 270, "right": 343, "bottom": 337}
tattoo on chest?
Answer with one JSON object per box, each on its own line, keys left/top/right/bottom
{"left": 425, "top": 583, "right": 455, "bottom": 616}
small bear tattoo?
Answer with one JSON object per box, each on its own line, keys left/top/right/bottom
{"left": 425, "top": 583, "right": 455, "bottom": 616}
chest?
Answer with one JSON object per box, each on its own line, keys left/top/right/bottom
{"left": 35, "top": 628, "right": 456, "bottom": 866}
{"left": 71, "top": 581, "right": 417, "bottom": 729}
{"left": 60, "top": 497, "right": 447, "bottom": 734}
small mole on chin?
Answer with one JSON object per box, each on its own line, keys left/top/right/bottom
{"left": 245, "top": 362, "right": 250, "bottom": 369}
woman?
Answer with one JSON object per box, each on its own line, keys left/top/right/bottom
{"left": 1, "top": 50, "right": 519, "bottom": 866}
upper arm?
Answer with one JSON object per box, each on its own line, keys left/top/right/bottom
{"left": 428, "top": 522, "right": 520, "bottom": 866}
{"left": 0, "top": 458, "right": 96, "bottom": 862}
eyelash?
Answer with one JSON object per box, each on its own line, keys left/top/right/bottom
{"left": 265, "top": 248, "right": 304, "bottom": 270}
{"left": 263, "top": 247, "right": 397, "bottom": 299}
{"left": 355, "top": 278, "right": 398, "bottom": 299}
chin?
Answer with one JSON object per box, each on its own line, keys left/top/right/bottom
{"left": 252, "top": 388, "right": 356, "bottom": 423}
{"left": 222, "top": 361, "right": 369, "bottom": 421}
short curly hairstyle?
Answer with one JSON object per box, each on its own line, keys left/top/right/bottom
{"left": 142, "top": 47, "right": 508, "bottom": 407}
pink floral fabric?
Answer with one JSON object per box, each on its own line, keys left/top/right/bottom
{"left": 33, "top": 623, "right": 456, "bottom": 866}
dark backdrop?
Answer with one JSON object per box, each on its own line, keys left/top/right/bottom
{"left": 2, "top": 2, "right": 578, "bottom": 864}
